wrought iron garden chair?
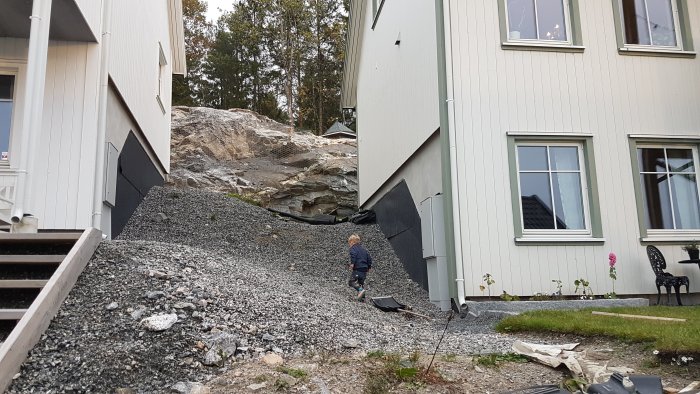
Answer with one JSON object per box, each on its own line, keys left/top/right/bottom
{"left": 646, "top": 245, "right": 690, "bottom": 306}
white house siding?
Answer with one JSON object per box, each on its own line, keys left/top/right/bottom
{"left": 108, "top": 1, "right": 174, "bottom": 172}
{"left": 0, "top": 38, "right": 101, "bottom": 229}
{"left": 32, "top": 41, "right": 101, "bottom": 229}
{"left": 356, "top": 0, "right": 440, "bottom": 206}
{"left": 363, "top": 133, "right": 442, "bottom": 210}
{"left": 74, "top": 0, "right": 103, "bottom": 39}
{"left": 446, "top": 0, "right": 700, "bottom": 297}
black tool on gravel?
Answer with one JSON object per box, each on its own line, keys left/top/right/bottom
{"left": 370, "top": 296, "right": 431, "bottom": 319}
{"left": 588, "top": 372, "right": 663, "bottom": 394}
{"left": 500, "top": 385, "right": 571, "bottom": 394}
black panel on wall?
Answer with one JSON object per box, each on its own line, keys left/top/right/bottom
{"left": 112, "top": 132, "right": 164, "bottom": 237}
{"left": 372, "top": 180, "right": 428, "bottom": 290}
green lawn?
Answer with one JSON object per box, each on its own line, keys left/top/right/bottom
{"left": 495, "top": 306, "right": 700, "bottom": 354}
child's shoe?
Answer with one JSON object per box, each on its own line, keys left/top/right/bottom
{"left": 357, "top": 289, "right": 366, "bottom": 301}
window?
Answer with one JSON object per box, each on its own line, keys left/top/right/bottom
{"left": 516, "top": 143, "right": 589, "bottom": 233}
{"left": 156, "top": 42, "right": 167, "bottom": 114}
{"left": 613, "top": 0, "right": 694, "bottom": 55}
{"left": 0, "top": 74, "right": 14, "bottom": 163}
{"left": 504, "top": 0, "right": 571, "bottom": 43}
{"left": 637, "top": 146, "right": 700, "bottom": 230}
{"left": 371, "top": 0, "right": 385, "bottom": 29}
{"left": 620, "top": 0, "right": 680, "bottom": 47}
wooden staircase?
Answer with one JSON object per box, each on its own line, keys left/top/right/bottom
{"left": 0, "top": 229, "right": 101, "bottom": 392}
{"left": 0, "top": 233, "right": 77, "bottom": 330}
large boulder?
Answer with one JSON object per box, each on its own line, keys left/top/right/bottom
{"left": 169, "top": 107, "right": 357, "bottom": 215}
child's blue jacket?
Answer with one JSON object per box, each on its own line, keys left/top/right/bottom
{"left": 350, "top": 244, "right": 373, "bottom": 272}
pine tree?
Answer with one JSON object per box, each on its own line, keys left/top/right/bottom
{"left": 173, "top": 0, "right": 213, "bottom": 106}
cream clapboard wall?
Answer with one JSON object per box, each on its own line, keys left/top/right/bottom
{"left": 447, "top": 0, "right": 700, "bottom": 297}
{"left": 0, "top": 1, "right": 175, "bottom": 229}
{"left": 74, "top": 0, "right": 103, "bottom": 38}
{"left": 0, "top": 37, "right": 100, "bottom": 229}
{"left": 356, "top": 0, "right": 440, "bottom": 206}
{"left": 108, "top": 0, "right": 174, "bottom": 172}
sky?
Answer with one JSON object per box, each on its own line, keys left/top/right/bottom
{"left": 205, "top": 0, "right": 234, "bottom": 22}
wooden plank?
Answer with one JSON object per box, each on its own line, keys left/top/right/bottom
{"left": 0, "top": 228, "right": 101, "bottom": 393}
{"left": 0, "top": 255, "right": 65, "bottom": 264}
{"left": 592, "top": 311, "right": 687, "bottom": 322}
{"left": 0, "top": 309, "right": 26, "bottom": 320}
{"left": 0, "top": 233, "right": 81, "bottom": 244}
{"left": 0, "top": 280, "right": 48, "bottom": 289}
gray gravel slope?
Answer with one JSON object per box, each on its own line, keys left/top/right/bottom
{"left": 9, "top": 187, "right": 512, "bottom": 393}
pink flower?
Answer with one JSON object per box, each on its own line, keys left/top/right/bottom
{"left": 609, "top": 252, "right": 617, "bottom": 268}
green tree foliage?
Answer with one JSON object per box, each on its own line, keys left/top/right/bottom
{"left": 173, "top": 0, "right": 213, "bottom": 106}
{"left": 192, "top": 0, "right": 348, "bottom": 134}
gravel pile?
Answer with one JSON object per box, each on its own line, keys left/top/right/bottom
{"left": 9, "top": 187, "right": 513, "bottom": 393}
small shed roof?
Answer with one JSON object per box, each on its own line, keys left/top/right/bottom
{"left": 323, "top": 122, "right": 356, "bottom": 138}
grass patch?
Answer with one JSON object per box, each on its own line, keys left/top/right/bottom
{"left": 276, "top": 366, "right": 308, "bottom": 380}
{"left": 366, "top": 350, "right": 387, "bottom": 359}
{"left": 442, "top": 353, "right": 458, "bottom": 362}
{"left": 474, "top": 353, "right": 529, "bottom": 368}
{"left": 226, "top": 192, "right": 262, "bottom": 206}
{"left": 363, "top": 352, "right": 445, "bottom": 394}
{"left": 496, "top": 306, "right": 700, "bottom": 354}
{"left": 253, "top": 374, "right": 271, "bottom": 383}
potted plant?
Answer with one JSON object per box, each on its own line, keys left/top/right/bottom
{"left": 682, "top": 243, "right": 699, "bottom": 260}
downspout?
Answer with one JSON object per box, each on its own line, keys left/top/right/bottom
{"left": 11, "top": 0, "right": 53, "bottom": 224}
{"left": 92, "top": 0, "right": 112, "bottom": 231}
{"left": 435, "top": 0, "right": 467, "bottom": 311}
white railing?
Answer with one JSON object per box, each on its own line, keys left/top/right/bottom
{"left": 0, "top": 170, "right": 17, "bottom": 210}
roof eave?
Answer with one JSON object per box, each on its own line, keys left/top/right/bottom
{"left": 341, "top": 0, "right": 367, "bottom": 109}
{"left": 168, "top": 0, "right": 187, "bottom": 76}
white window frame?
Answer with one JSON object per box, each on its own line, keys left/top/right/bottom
{"left": 637, "top": 144, "right": 700, "bottom": 235}
{"left": 515, "top": 142, "right": 592, "bottom": 237}
{"left": 156, "top": 42, "right": 167, "bottom": 115}
{"left": 503, "top": 0, "right": 573, "bottom": 46}
{"left": 0, "top": 69, "right": 18, "bottom": 167}
{"left": 619, "top": 0, "right": 683, "bottom": 50}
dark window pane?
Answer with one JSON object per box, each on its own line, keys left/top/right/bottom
{"left": 520, "top": 173, "right": 555, "bottom": 229}
{"left": 0, "top": 75, "right": 13, "bottom": 100}
{"left": 536, "top": 0, "right": 567, "bottom": 41}
{"left": 670, "top": 174, "right": 700, "bottom": 229}
{"left": 550, "top": 147, "right": 579, "bottom": 171}
{"left": 518, "top": 146, "right": 548, "bottom": 171}
{"left": 647, "top": 0, "right": 677, "bottom": 46}
{"left": 552, "top": 173, "right": 585, "bottom": 229}
{"left": 507, "top": 0, "right": 537, "bottom": 40}
{"left": 641, "top": 173, "right": 674, "bottom": 229}
{"left": 0, "top": 101, "right": 11, "bottom": 159}
{"left": 638, "top": 148, "right": 666, "bottom": 172}
{"left": 667, "top": 149, "right": 694, "bottom": 173}
{"left": 621, "top": 0, "right": 652, "bottom": 45}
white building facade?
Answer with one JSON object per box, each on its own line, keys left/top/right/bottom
{"left": 0, "top": 0, "right": 185, "bottom": 237}
{"left": 343, "top": 0, "right": 700, "bottom": 307}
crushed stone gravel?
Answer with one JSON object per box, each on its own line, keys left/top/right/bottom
{"left": 8, "top": 187, "right": 519, "bottom": 393}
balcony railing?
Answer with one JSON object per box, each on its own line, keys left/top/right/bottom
{"left": 0, "top": 169, "right": 17, "bottom": 211}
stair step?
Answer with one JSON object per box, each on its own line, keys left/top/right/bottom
{"left": 0, "top": 232, "right": 81, "bottom": 245}
{"left": 0, "top": 280, "right": 48, "bottom": 289}
{"left": 0, "top": 309, "right": 26, "bottom": 320}
{"left": 0, "top": 255, "right": 65, "bottom": 265}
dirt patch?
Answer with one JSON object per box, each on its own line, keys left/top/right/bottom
{"left": 205, "top": 336, "right": 698, "bottom": 393}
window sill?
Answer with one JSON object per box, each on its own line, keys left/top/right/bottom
{"left": 618, "top": 47, "right": 696, "bottom": 58}
{"left": 641, "top": 236, "right": 700, "bottom": 244}
{"left": 156, "top": 95, "right": 166, "bottom": 115}
{"left": 502, "top": 42, "right": 585, "bottom": 53}
{"left": 515, "top": 237, "right": 605, "bottom": 245}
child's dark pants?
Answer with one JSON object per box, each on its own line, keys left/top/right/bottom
{"left": 348, "top": 270, "right": 366, "bottom": 291}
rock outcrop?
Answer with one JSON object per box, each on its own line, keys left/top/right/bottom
{"left": 168, "top": 107, "right": 357, "bottom": 215}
